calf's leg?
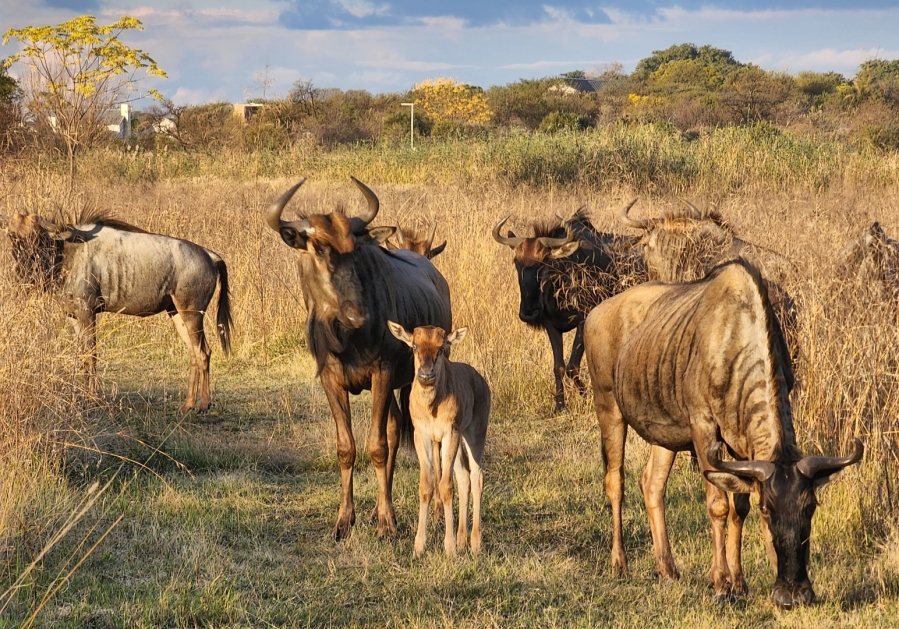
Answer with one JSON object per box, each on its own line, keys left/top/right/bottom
{"left": 413, "top": 429, "right": 433, "bottom": 556}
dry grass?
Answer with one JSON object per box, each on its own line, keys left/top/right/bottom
{"left": 1, "top": 135, "right": 898, "bottom": 625}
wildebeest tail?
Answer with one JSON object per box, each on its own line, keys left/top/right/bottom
{"left": 398, "top": 385, "right": 415, "bottom": 448}
{"left": 215, "top": 258, "right": 234, "bottom": 356}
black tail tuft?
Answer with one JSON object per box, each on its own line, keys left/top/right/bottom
{"left": 215, "top": 259, "right": 234, "bottom": 356}
{"left": 397, "top": 385, "right": 415, "bottom": 449}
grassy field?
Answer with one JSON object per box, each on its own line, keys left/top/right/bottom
{"left": 1, "top": 125, "right": 899, "bottom": 626}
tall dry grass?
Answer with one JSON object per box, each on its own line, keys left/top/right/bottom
{"left": 1, "top": 124, "right": 898, "bottom": 620}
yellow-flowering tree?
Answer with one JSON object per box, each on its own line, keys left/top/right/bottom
{"left": 411, "top": 77, "right": 492, "bottom": 133}
{"left": 3, "top": 15, "right": 167, "bottom": 178}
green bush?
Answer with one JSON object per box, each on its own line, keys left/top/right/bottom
{"left": 538, "top": 111, "right": 592, "bottom": 133}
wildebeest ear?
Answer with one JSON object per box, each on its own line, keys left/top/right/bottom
{"left": 387, "top": 320, "right": 413, "bottom": 346}
{"left": 368, "top": 226, "right": 396, "bottom": 244}
{"left": 550, "top": 241, "right": 580, "bottom": 259}
{"left": 280, "top": 226, "right": 307, "bottom": 250}
{"left": 703, "top": 470, "right": 755, "bottom": 495}
{"left": 447, "top": 327, "right": 467, "bottom": 345}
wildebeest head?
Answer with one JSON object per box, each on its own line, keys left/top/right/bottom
{"left": 265, "top": 177, "right": 396, "bottom": 329}
{"left": 387, "top": 321, "right": 466, "bottom": 387}
{"left": 0, "top": 211, "right": 70, "bottom": 291}
{"left": 387, "top": 223, "right": 446, "bottom": 260}
{"left": 704, "top": 439, "right": 864, "bottom": 608}
{"left": 492, "top": 214, "right": 581, "bottom": 325}
{"left": 619, "top": 199, "right": 735, "bottom": 282}
{"left": 840, "top": 221, "right": 899, "bottom": 299}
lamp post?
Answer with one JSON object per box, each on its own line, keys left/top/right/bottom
{"left": 401, "top": 102, "right": 414, "bottom": 149}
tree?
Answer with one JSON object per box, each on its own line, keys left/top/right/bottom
{"left": 3, "top": 15, "right": 167, "bottom": 180}
{"left": 0, "top": 61, "right": 24, "bottom": 152}
{"left": 411, "top": 77, "right": 493, "bottom": 134}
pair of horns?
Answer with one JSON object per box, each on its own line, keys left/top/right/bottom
{"left": 491, "top": 216, "right": 574, "bottom": 249}
{"left": 706, "top": 439, "right": 864, "bottom": 482}
{"left": 265, "top": 176, "right": 379, "bottom": 235}
{"left": 618, "top": 198, "right": 705, "bottom": 229}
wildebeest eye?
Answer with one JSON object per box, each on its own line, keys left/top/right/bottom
{"left": 759, "top": 505, "right": 769, "bottom": 516}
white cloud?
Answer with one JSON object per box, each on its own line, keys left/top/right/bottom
{"left": 333, "top": 0, "right": 390, "bottom": 19}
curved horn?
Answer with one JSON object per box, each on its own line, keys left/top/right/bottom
{"left": 618, "top": 198, "right": 648, "bottom": 229}
{"left": 428, "top": 222, "right": 437, "bottom": 246}
{"left": 797, "top": 438, "right": 864, "bottom": 479}
{"left": 492, "top": 216, "right": 525, "bottom": 248}
{"left": 706, "top": 442, "right": 775, "bottom": 482}
{"left": 538, "top": 228, "right": 574, "bottom": 249}
{"left": 265, "top": 179, "right": 307, "bottom": 232}
{"left": 350, "top": 176, "right": 379, "bottom": 225}
{"left": 679, "top": 198, "right": 704, "bottom": 219}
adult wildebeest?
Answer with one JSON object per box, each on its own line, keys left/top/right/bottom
{"left": 386, "top": 224, "right": 446, "bottom": 260}
{"left": 585, "top": 258, "right": 863, "bottom": 608}
{"left": 388, "top": 322, "right": 490, "bottom": 557}
{"left": 493, "top": 208, "right": 644, "bottom": 412}
{"left": 0, "top": 209, "right": 233, "bottom": 414}
{"left": 619, "top": 199, "right": 798, "bottom": 358}
{"left": 264, "top": 177, "right": 452, "bottom": 540}
{"left": 840, "top": 221, "right": 899, "bottom": 301}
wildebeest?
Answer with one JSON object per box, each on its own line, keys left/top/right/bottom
{"left": 0, "top": 209, "right": 233, "bottom": 413}
{"left": 618, "top": 199, "right": 798, "bottom": 358}
{"left": 388, "top": 322, "right": 490, "bottom": 556}
{"left": 264, "top": 177, "right": 452, "bottom": 540}
{"left": 585, "top": 258, "right": 863, "bottom": 607}
{"left": 386, "top": 224, "right": 446, "bottom": 260}
{"left": 492, "top": 208, "right": 644, "bottom": 412}
{"left": 839, "top": 221, "right": 899, "bottom": 301}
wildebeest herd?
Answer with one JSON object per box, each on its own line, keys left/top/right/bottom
{"left": 3, "top": 177, "right": 891, "bottom": 609}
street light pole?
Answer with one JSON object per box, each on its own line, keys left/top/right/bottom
{"left": 401, "top": 102, "right": 414, "bottom": 149}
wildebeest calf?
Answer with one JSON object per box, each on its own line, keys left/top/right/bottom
{"left": 840, "top": 221, "right": 899, "bottom": 302}
{"left": 388, "top": 321, "right": 490, "bottom": 556}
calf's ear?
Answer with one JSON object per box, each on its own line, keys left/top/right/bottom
{"left": 703, "top": 470, "right": 755, "bottom": 495}
{"left": 368, "top": 226, "right": 396, "bottom": 244}
{"left": 447, "top": 327, "right": 467, "bottom": 345}
{"left": 387, "top": 320, "right": 413, "bottom": 346}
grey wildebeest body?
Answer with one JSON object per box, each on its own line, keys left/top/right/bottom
{"left": 388, "top": 322, "right": 490, "bottom": 557}
{"left": 265, "top": 178, "right": 452, "bottom": 540}
{"left": 493, "top": 208, "right": 644, "bottom": 412}
{"left": 840, "top": 221, "right": 899, "bottom": 302}
{"left": 1, "top": 210, "right": 233, "bottom": 413}
{"left": 619, "top": 200, "right": 798, "bottom": 361}
{"left": 585, "top": 259, "right": 862, "bottom": 607}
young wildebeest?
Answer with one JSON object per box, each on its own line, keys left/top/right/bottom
{"left": 388, "top": 321, "right": 489, "bottom": 556}
{"left": 619, "top": 198, "right": 799, "bottom": 363}
{"left": 840, "top": 221, "right": 899, "bottom": 301}
{"left": 386, "top": 223, "right": 447, "bottom": 260}
{"left": 493, "top": 208, "right": 644, "bottom": 412}
{"left": 585, "top": 258, "right": 862, "bottom": 608}
{"left": 265, "top": 178, "right": 452, "bottom": 540}
{"left": 0, "top": 209, "right": 233, "bottom": 413}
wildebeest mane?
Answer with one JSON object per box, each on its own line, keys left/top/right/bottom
{"left": 658, "top": 203, "right": 730, "bottom": 234}
{"left": 74, "top": 207, "right": 148, "bottom": 233}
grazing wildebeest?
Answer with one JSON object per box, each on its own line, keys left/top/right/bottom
{"left": 388, "top": 322, "right": 490, "bottom": 556}
{"left": 619, "top": 198, "right": 798, "bottom": 359}
{"left": 585, "top": 258, "right": 863, "bottom": 608}
{"left": 386, "top": 224, "right": 446, "bottom": 260}
{"left": 0, "top": 209, "right": 233, "bottom": 413}
{"left": 492, "top": 208, "right": 644, "bottom": 412}
{"left": 265, "top": 177, "right": 452, "bottom": 540}
{"left": 839, "top": 221, "right": 899, "bottom": 301}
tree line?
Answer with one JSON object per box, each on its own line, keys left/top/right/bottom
{"left": 3, "top": 17, "right": 899, "bottom": 161}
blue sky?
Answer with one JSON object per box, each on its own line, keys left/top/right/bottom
{"left": 2, "top": 0, "right": 898, "bottom": 106}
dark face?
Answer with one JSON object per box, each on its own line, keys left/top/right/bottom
{"left": 281, "top": 213, "right": 367, "bottom": 329}
{"left": 758, "top": 466, "right": 818, "bottom": 608}
{"left": 513, "top": 240, "right": 552, "bottom": 324}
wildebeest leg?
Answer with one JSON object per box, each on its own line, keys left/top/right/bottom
{"left": 431, "top": 440, "right": 444, "bottom": 518}
{"left": 412, "top": 429, "right": 433, "bottom": 556}
{"left": 565, "top": 322, "right": 588, "bottom": 396}
{"left": 454, "top": 446, "right": 471, "bottom": 553}
{"left": 368, "top": 369, "right": 397, "bottom": 536}
{"left": 597, "top": 402, "right": 629, "bottom": 576}
{"left": 727, "top": 492, "right": 751, "bottom": 597}
{"left": 171, "top": 309, "right": 211, "bottom": 413}
{"left": 640, "top": 445, "right": 679, "bottom": 580}
{"left": 545, "top": 325, "right": 567, "bottom": 412}
{"left": 460, "top": 434, "right": 485, "bottom": 554}
{"left": 67, "top": 310, "right": 97, "bottom": 394}
{"left": 439, "top": 430, "right": 460, "bottom": 556}
{"left": 694, "top": 431, "right": 733, "bottom": 600}
{"left": 321, "top": 369, "right": 356, "bottom": 541}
